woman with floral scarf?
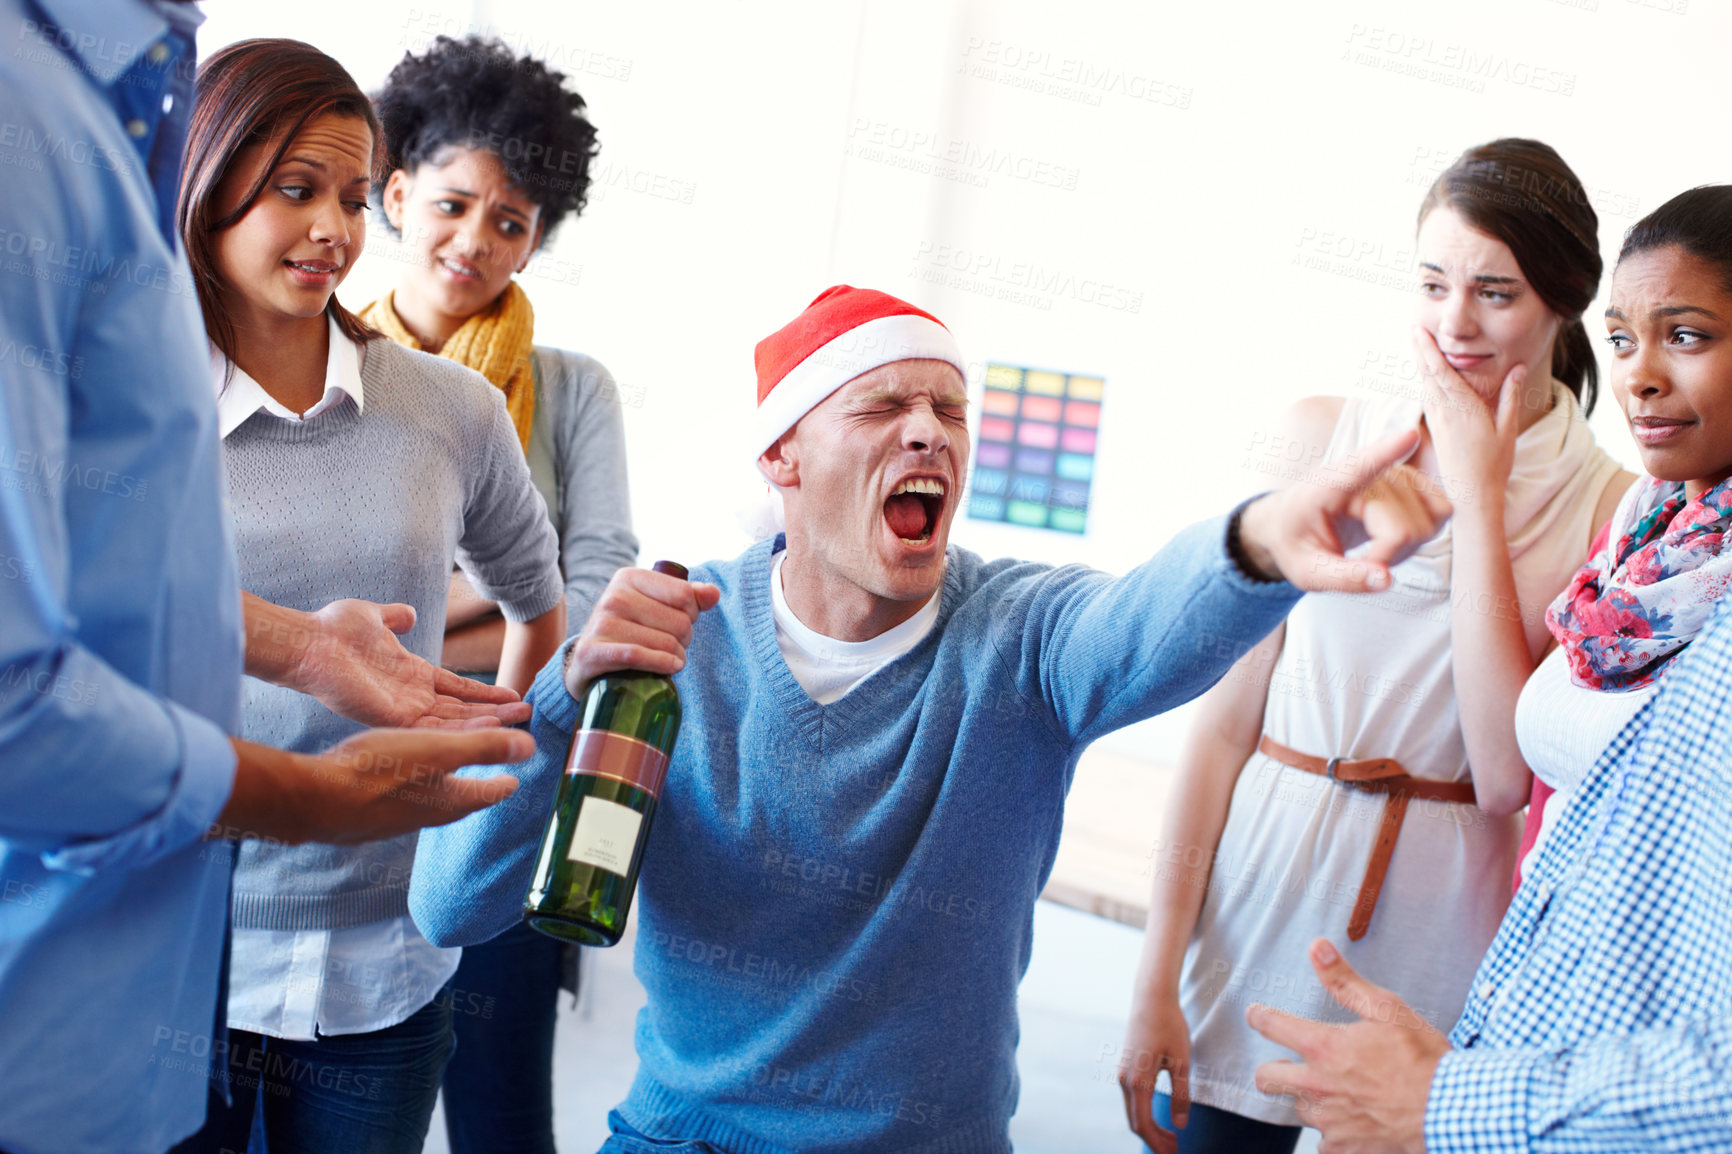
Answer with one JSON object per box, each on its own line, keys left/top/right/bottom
{"left": 1516, "top": 185, "right": 1732, "bottom": 884}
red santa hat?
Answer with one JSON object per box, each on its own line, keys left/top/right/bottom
{"left": 752, "top": 285, "right": 967, "bottom": 466}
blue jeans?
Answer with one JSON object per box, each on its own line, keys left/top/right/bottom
{"left": 441, "top": 921, "right": 567, "bottom": 1154}
{"left": 596, "top": 1111, "right": 727, "bottom": 1153}
{"left": 1145, "top": 1093, "right": 1301, "bottom": 1154}
{"left": 169, "top": 984, "right": 454, "bottom": 1154}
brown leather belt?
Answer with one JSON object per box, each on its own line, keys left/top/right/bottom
{"left": 1257, "top": 735, "right": 1479, "bottom": 941}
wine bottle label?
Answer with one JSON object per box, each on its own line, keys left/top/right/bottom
{"left": 568, "top": 796, "right": 644, "bottom": 877}
{"left": 566, "top": 728, "right": 670, "bottom": 798}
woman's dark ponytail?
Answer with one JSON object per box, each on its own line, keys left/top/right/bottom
{"left": 1552, "top": 318, "right": 1598, "bottom": 411}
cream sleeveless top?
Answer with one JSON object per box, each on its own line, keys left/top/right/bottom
{"left": 1513, "top": 644, "right": 1658, "bottom": 881}
{"left": 1177, "top": 385, "right": 1621, "bottom": 1125}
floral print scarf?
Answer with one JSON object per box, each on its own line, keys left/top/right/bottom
{"left": 1546, "top": 475, "right": 1732, "bottom": 690}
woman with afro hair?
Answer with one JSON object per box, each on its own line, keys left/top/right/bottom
{"left": 367, "top": 35, "right": 639, "bottom": 1154}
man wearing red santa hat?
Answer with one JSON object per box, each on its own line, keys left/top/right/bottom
{"left": 411, "top": 286, "right": 1445, "bottom": 1153}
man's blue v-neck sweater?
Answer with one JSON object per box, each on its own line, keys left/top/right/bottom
{"left": 411, "top": 514, "right": 1299, "bottom": 1153}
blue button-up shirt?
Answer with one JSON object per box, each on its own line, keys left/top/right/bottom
{"left": 0, "top": 1, "right": 245, "bottom": 1151}
{"left": 1426, "top": 593, "right": 1732, "bottom": 1151}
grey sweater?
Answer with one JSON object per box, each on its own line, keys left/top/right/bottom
{"left": 525, "top": 347, "right": 639, "bottom": 631}
{"left": 226, "top": 337, "right": 563, "bottom": 931}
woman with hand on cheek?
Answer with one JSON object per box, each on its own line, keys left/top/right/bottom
{"left": 1515, "top": 185, "right": 1732, "bottom": 884}
{"left": 365, "top": 35, "right": 638, "bottom": 1154}
{"left": 1117, "top": 139, "right": 1634, "bottom": 1154}
{"left": 170, "top": 38, "right": 565, "bottom": 1154}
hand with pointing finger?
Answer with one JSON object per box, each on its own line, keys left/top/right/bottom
{"left": 1237, "top": 428, "right": 1453, "bottom": 593}
{"left": 1249, "top": 939, "right": 1450, "bottom": 1154}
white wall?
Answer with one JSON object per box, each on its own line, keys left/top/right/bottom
{"left": 202, "top": 0, "right": 1724, "bottom": 760}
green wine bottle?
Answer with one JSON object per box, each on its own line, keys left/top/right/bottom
{"left": 524, "top": 560, "right": 686, "bottom": 946}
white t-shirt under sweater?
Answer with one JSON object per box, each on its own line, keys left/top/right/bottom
{"left": 770, "top": 551, "right": 940, "bottom": 704}
{"left": 1513, "top": 644, "right": 1659, "bottom": 882}
{"left": 1177, "top": 386, "right": 1621, "bottom": 1125}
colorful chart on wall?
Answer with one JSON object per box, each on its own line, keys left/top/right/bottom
{"left": 967, "top": 363, "right": 1103, "bottom": 535}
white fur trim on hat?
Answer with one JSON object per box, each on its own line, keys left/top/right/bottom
{"left": 751, "top": 313, "right": 965, "bottom": 470}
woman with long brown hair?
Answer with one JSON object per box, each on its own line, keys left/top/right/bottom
{"left": 170, "top": 38, "right": 565, "bottom": 1154}
{"left": 1117, "top": 139, "right": 1635, "bottom": 1154}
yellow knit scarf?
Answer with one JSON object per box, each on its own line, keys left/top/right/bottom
{"left": 362, "top": 283, "right": 536, "bottom": 450}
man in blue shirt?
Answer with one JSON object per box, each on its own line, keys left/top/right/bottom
{"left": 0, "top": 3, "right": 533, "bottom": 1151}
{"left": 1250, "top": 595, "right": 1732, "bottom": 1151}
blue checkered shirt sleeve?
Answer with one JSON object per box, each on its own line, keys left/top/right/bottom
{"left": 1423, "top": 596, "right": 1732, "bottom": 1152}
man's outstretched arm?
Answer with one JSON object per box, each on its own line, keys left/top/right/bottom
{"left": 1024, "top": 426, "right": 1450, "bottom": 745}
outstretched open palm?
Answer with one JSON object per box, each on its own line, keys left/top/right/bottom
{"left": 296, "top": 600, "right": 533, "bottom": 729}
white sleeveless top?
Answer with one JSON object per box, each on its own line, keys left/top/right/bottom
{"left": 1177, "top": 386, "right": 1620, "bottom": 1125}
{"left": 1513, "top": 644, "right": 1658, "bottom": 881}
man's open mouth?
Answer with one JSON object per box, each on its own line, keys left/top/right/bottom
{"left": 883, "top": 477, "right": 946, "bottom": 545}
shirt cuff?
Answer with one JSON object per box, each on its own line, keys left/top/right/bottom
{"left": 1214, "top": 499, "right": 1298, "bottom": 598}
{"left": 534, "top": 637, "right": 585, "bottom": 731}
{"left": 42, "top": 701, "right": 236, "bottom": 874}
{"left": 1425, "top": 1046, "right": 1555, "bottom": 1154}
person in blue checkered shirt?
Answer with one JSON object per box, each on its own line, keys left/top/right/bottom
{"left": 1244, "top": 185, "right": 1732, "bottom": 1152}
